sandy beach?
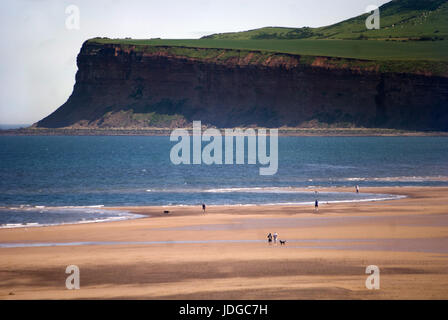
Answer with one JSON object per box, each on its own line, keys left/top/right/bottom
{"left": 1, "top": 186, "right": 448, "bottom": 299}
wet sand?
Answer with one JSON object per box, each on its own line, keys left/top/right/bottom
{"left": 1, "top": 186, "right": 448, "bottom": 299}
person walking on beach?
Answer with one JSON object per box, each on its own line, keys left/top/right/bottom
{"left": 267, "top": 233, "right": 273, "bottom": 244}
{"left": 273, "top": 232, "right": 278, "bottom": 244}
{"left": 314, "top": 199, "right": 319, "bottom": 213}
{"left": 355, "top": 185, "right": 359, "bottom": 193}
{"left": 202, "top": 203, "right": 206, "bottom": 213}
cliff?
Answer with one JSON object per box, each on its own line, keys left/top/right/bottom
{"left": 36, "top": 41, "right": 448, "bottom": 131}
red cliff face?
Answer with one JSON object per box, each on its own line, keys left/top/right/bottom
{"left": 36, "top": 42, "right": 448, "bottom": 131}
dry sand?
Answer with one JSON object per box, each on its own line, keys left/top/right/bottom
{"left": 1, "top": 186, "right": 448, "bottom": 299}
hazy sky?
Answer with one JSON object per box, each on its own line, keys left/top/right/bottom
{"left": 0, "top": 0, "right": 390, "bottom": 124}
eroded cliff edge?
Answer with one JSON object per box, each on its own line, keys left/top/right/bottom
{"left": 36, "top": 40, "right": 448, "bottom": 131}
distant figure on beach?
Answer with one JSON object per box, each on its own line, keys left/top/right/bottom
{"left": 273, "top": 232, "right": 278, "bottom": 243}
{"left": 202, "top": 203, "right": 206, "bottom": 213}
{"left": 267, "top": 233, "right": 273, "bottom": 244}
{"left": 314, "top": 199, "right": 319, "bottom": 212}
{"left": 356, "top": 185, "right": 359, "bottom": 193}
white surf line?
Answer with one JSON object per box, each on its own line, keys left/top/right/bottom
{"left": 151, "top": 194, "right": 406, "bottom": 207}
{"left": 0, "top": 193, "right": 406, "bottom": 229}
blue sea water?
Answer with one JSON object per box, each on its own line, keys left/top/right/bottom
{"left": 1, "top": 136, "right": 447, "bottom": 227}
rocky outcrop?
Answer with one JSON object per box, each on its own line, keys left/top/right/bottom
{"left": 36, "top": 41, "right": 448, "bottom": 131}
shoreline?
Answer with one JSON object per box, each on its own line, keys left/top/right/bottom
{"left": 2, "top": 186, "right": 448, "bottom": 299}
{"left": 0, "top": 188, "right": 408, "bottom": 229}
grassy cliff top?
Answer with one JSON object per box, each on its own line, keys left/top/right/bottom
{"left": 87, "top": 0, "right": 448, "bottom": 62}
{"left": 86, "top": 38, "right": 448, "bottom": 77}
{"left": 86, "top": 0, "right": 448, "bottom": 76}
{"left": 87, "top": 37, "right": 448, "bottom": 62}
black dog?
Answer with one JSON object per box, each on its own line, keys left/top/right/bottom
{"left": 279, "top": 240, "right": 286, "bottom": 245}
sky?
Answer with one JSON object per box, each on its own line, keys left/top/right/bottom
{"left": 0, "top": 0, "right": 390, "bottom": 125}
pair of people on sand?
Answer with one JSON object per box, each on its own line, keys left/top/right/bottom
{"left": 267, "top": 232, "right": 278, "bottom": 244}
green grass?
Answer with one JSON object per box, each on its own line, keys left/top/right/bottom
{"left": 203, "top": 0, "right": 448, "bottom": 40}
{"left": 89, "top": 38, "right": 448, "bottom": 61}
{"left": 86, "top": 0, "right": 448, "bottom": 75}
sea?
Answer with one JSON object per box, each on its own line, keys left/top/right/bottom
{"left": 1, "top": 135, "right": 447, "bottom": 228}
